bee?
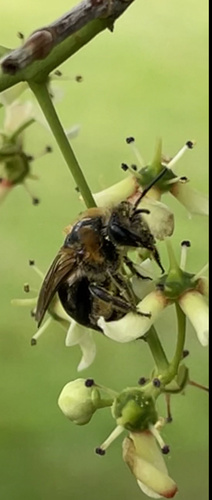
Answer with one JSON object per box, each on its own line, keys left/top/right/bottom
{"left": 35, "top": 169, "right": 166, "bottom": 331}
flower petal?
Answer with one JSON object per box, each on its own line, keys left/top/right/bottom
{"left": 98, "top": 290, "right": 168, "bottom": 342}
{"left": 4, "top": 100, "right": 34, "bottom": 133}
{"left": 170, "top": 181, "right": 208, "bottom": 216}
{"left": 65, "top": 321, "right": 96, "bottom": 371}
{"left": 179, "top": 290, "right": 209, "bottom": 346}
{"left": 123, "top": 432, "right": 177, "bottom": 499}
{"left": 93, "top": 176, "right": 139, "bottom": 207}
{"left": 138, "top": 197, "right": 174, "bottom": 240}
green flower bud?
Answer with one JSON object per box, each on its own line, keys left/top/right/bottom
{"left": 58, "top": 379, "right": 101, "bottom": 425}
{"left": 112, "top": 389, "right": 158, "bottom": 432}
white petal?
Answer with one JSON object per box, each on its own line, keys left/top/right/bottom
{"left": 77, "top": 332, "right": 97, "bottom": 371}
{"left": 170, "top": 182, "right": 208, "bottom": 216}
{"left": 98, "top": 290, "right": 168, "bottom": 342}
{"left": 66, "top": 125, "right": 80, "bottom": 139}
{"left": 93, "top": 176, "right": 138, "bottom": 208}
{"left": 179, "top": 290, "right": 209, "bottom": 346}
{"left": 123, "top": 433, "right": 177, "bottom": 499}
{"left": 65, "top": 320, "right": 88, "bottom": 346}
{"left": 65, "top": 321, "right": 96, "bottom": 371}
{"left": 138, "top": 197, "right": 174, "bottom": 240}
{"left": 4, "top": 100, "right": 34, "bottom": 133}
{"left": 137, "top": 480, "right": 163, "bottom": 498}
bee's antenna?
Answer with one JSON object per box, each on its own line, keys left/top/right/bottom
{"left": 134, "top": 166, "right": 167, "bottom": 209}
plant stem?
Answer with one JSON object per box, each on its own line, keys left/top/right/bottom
{"left": 145, "top": 326, "right": 169, "bottom": 372}
{"left": 169, "top": 302, "right": 186, "bottom": 375}
{"left": 29, "top": 81, "right": 95, "bottom": 208}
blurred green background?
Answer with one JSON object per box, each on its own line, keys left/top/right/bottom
{"left": 0, "top": 1, "right": 208, "bottom": 499}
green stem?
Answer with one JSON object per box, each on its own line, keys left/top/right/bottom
{"left": 169, "top": 302, "right": 186, "bottom": 376}
{"left": 145, "top": 326, "right": 169, "bottom": 372}
{"left": 29, "top": 81, "right": 96, "bottom": 208}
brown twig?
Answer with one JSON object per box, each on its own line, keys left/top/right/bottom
{"left": 1, "top": 0, "right": 135, "bottom": 76}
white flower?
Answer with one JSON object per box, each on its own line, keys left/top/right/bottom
{"left": 123, "top": 431, "right": 177, "bottom": 499}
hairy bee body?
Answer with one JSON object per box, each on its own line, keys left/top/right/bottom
{"left": 35, "top": 200, "right": 164, "bottom": 330}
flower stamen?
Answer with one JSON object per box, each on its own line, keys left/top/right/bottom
{"left": 149, "top": 421, "right": 170, "bottom": 454}
{"left": 95, "top": 425, "right": 124, "bottom": 455}
{"left": 180, "top": 240, "right": 191, "bottom": 271}
{"left": 125, "top": 136, "right": 145, "bottom": 167}
{"left": 31, "top": 316, "right": 52, "bottom": 345}
{"left": 191, "top": 263, "right": 209, "bottom": 283}
{"left": 167, "top": 140, "right": 195, "bottom": 170}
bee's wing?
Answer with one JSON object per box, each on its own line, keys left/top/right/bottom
{"left": 35, "top": 247, "right": 78, "bottom": 327}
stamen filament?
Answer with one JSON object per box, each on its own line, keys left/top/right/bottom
{"left": 11, "top": 297, "right": 37, "bottom": 306}
{"left": 149, "top": 422, "right": 168, "bottom": 452}
{"left": 31, "top": 316, "right": 52, "bottom": 345}
{"left": 180, "top": 240, "right": 191, "bottom": 271}
{"left": 126, "top": 137, "right": 145, "bottom": 167}
{"left": 167, "top": 141, "right": 195, "bottom": 170}
{"left": 191, "top": 263, "right": 209, "bottom": 282}
{"left": 97, "top": 425, "right": 124, "bottom": 452}
{"left": 29, "top": 262, "right": 44, "bottom": 279}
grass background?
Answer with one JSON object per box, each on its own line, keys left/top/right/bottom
{"left": 0, "top": 1, "right": 208, "bottom": 499}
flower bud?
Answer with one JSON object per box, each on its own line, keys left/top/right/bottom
{"left": 58, "top": 379, "right": 101, "bottom": 425}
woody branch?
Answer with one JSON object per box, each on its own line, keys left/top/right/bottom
{"left": 0, "top": 0, "right": 135, "bottom": 90}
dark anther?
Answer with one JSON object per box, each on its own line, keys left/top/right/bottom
{"left": 131, "top": 164, "right": 138, "bottom": 171}
{"left": 54, "top": 70, "right": 62, "bottom": 76}
{"left": 24, "top": 284, "right": 30, "bottom": 293}
{"left": 85, "top": 378, "right": 95, "bottom": 387}
{"left": 162, "top": 445, "right": 170, "bottom": 455}
{"left": 166, "top": 416, "right": 173, "bottom": 424}
{"left": 182, "top": 349, "right": 190, "bottom": 359}
{"left": 121, "top": 163, "right": 129, "bottom": 171}
{"left": 126, "top": 137, "right": 135, "bottom": 144}
{"left": 31, "top": 338, "right": 37, "bottom": 346}
{"left": 45, "top": 146, "right": 53, "bottom": 153}
{"left": 75, "top": 186, "right": 80, "bottom": 193}
{"left": 30, "top": 309, "right": 36, "bottom": 317}
{"left": 27, "top": 155, "right": 34, "bottom": 162}
{"left": 75, "top": 75, "right": 83, "bottom": 82}
{"left": 17, "top": 31, "right": 25, "bottom": 40}
{"left": 180, "top": 176, "right": 188, "bottom": 182}
{"left": 153, "top": 378, "right": 161, "bottom": 388}
{"left": 186, "top": 140, "right": 194, "bottom": 149}
{"left": 181, "top": 240, "right": 191, "bottom": 247}
{"left": 29, "top": 260, "right": 35, "bottom": 266}
{"left": 138, "top": 377, "right": 147, "bottom": 386}
{"left": 156, "top": 283, "right": 165, "bottom": 291}
{"left": 95, "top": 447, "right": 106, "bottom": 456}
{"left": 32, "top": 197, "right": 40, "bottom": 205}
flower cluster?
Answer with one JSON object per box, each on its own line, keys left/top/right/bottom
{"left": 11, "top": 127, "right": 208, "bottom": 499}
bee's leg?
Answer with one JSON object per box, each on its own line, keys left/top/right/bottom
{"left": 107, "top": 270, "right": 137, "bottom": 307}
{"left": 89, "top": 284, "right": 151, "bottom": 318}
{"left": 123, "top": 256, "right": 152, "bottom": 280}
{"left": 89, "top": 284, "right": 133, "bottom": 314}
{"left": 152, "top": 246, "right": 165, "bottom": 274}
